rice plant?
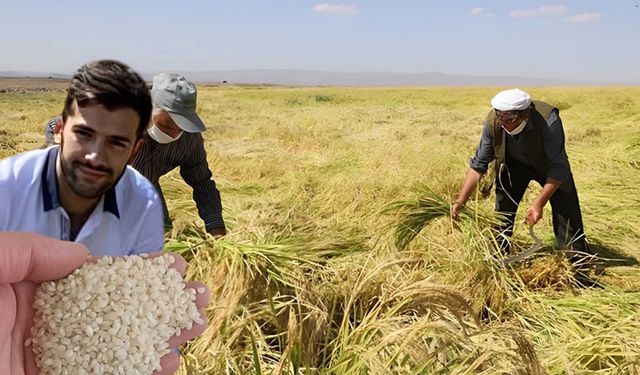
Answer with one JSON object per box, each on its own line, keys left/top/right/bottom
{"left": 3, "top": 84, "right": 640, "bottom": 374}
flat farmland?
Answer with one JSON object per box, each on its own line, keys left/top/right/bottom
{"left": 2, "top": 80, "right": 639, "bottom": 374}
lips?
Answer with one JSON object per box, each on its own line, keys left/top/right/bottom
{"left": 77, "top": 163, "right": 110, "bottom": 180}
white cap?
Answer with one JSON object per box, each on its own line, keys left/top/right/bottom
{"left": 491, "top": 88, "right": 532, "bottom": 111}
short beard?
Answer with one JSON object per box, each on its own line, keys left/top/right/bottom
{"left": 59, "top": 143, "right": 114, "bottom": 199}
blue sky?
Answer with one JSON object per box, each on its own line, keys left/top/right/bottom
{"left": 1, "top": 1, "right": 639, "bottom": 83}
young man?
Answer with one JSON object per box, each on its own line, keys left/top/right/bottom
{"left": 45, "top": 73, "right": 226, "bottom": 237}
{"left": 1, "top": 60, "right": 164, "bottom": 255}
{"left": 1, "top": 62, "right": 210, "bottom": 374}
{"left": 452, "top": 88, "right": 589, "bottom": 259}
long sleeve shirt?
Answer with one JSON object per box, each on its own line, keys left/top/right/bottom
{"left": 469, "top": 110, "right": 573, "bottom": 184}
{"left": 132, "top": 133, "right": 225, "bottom": 231}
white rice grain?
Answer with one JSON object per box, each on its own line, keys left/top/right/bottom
{"left": 30, "top": 254, "right": 202, "bottom": 374}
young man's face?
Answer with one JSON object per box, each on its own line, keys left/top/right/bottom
{"left": 59, "top": 102, "right": 140, "bottom": 199}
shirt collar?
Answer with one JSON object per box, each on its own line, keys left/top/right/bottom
{"left": 41, "top": 146, "right": 120, "bottom": 219}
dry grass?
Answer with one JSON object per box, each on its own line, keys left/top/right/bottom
{"left": 2, "top": 83, "right": 640, "bottom": 374}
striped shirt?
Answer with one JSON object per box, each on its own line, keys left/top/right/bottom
{"left": 45, "top": 117, "right": 225, "bottom": 231}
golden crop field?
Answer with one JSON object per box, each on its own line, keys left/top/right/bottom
{"left": 1, "top": 83, "right": 640, "bottom": 374}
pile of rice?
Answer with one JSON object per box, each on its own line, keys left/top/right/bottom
{"left": 28, "top": 254, "right": 204, "bottom": 374}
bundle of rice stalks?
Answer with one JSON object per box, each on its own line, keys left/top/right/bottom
{"left": 177, "top": 236, "right": 352, "bottom": 374}
{"left": 383, "top": 185, "right": 499, "bottom": 251}
{"left": 516, "top": 253, "right": 575, "bottom": 290}
{"left": 383, "top": 186, "right": 535, "bottom": 318}
{"left": 321, "top": 269, "right": 545, "bottom": 374}
{"left": 302, "top": 251, "right": 545, "bottom": 374}
{"left": 516, "top": 290, "right": 640, "bottom": 373}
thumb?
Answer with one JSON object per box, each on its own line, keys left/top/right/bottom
{"left": 525, "top": 211, "right": 534, "bottom": 226}
{"left": 0, "top": 232, "right": 89, "bottom": 284}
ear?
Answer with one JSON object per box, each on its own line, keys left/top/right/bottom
{"left": 128, "top": 138, "right": 144, "bottom": 165}
{"left": 55, "top": 117, "right": 63, "bottom": 132}
{"left": 54, "top": 117, "right": 64, "bottom": 144}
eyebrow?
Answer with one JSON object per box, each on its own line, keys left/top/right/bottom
{"left": 72, "top": 124, "right": 94, "bottom": 134}
{"left": 108, "top": 135, "right": 133, "bottom": 145}
{"left": 72, "top": 124, "right": 133, "bottom": 145}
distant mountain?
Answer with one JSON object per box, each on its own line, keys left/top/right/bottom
{"left": 0, "top": 71, "right": 71, "bottom": 79}
{"left": 147, "top": 69, "right": 586, "bottom": 86}
{"left": 1, "top": 69, "right": 594, "bottom": 86}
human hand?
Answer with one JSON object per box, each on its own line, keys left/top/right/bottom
{"left": 208, "top": 227, "right": 227, "bottom": 239}
{"left": 152, "top": 252, "right": 210, "bottom": 374}
{"left": 451, "top": 201, "right": 464, "bottom": 221}
{"left": 68, "top": 252, "right": 210, "bottom": 374}
{"left": 0, "top": 232, "right": 89, "bottom": 375}
{"left": 525, "top": 203, "right": 544, "bottom": 226}
{"left": 0, "top": 232, "right": 210, "bottom": 375}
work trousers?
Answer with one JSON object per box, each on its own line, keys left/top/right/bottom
{"left": 494, "top": 159, "right": 588, "bottom": 254}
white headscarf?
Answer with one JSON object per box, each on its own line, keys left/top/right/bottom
{"left": 491, "top": 88, "right": 531, "bottom": 111}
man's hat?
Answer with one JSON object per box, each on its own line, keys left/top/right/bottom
{"left": 491, "top": 88, "right": 531, "bottom": 111}
{"left": 151, "top": 73, "right": 206, "bottom": 133}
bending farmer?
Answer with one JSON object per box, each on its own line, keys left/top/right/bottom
{"left": 452, "top": 88, "right": 589, "bottom": 261}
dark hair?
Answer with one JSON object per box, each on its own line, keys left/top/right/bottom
{"left": 62, "top": 60, "right": 151, "bottom": 139}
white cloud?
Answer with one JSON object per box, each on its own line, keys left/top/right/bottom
{"left": 509, "top": 5, "right": 567, "bottom": 18}
{"left": 566, "top": 12, "right": 601, "bottom": 23}
{"left": 312, "top": 4, "right": 359, "bottom": 16}
{"left": 470, "top": 6, "right": 494, "bottom": 17}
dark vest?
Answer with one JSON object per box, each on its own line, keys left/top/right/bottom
{"left": 485, "top": 100, "right": 556, "bottom": 178}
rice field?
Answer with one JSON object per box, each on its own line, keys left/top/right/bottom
{"left": 1, "top": 84, "right": 640, "bottom": 374}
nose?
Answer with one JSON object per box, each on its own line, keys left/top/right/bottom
{"left": 499, "top": 116, "right": 518, "bottom": 125}
{"left": 84, "top": 140, "right": 107, "bottom": 166}
{"left": 85, "top": 151, "right": 98, "bottom": 161}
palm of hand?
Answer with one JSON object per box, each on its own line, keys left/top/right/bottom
{"left": 0, "top": 233, "right": 210, "bottom": 375}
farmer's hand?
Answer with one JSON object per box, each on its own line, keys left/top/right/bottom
{"left": 526, "top": 203, "right": 544, "bottom": 226}
{"left": 208, "top": 227, "right": 226, "bottom": 239}
{"left": 155, "top": 253, "right": 210, "bottom": 375}
{"left": 451, "top": 201, "right": 464, "bottom": 220}
{"left": 0, "top": 232, "right": 90, "bottom": 375}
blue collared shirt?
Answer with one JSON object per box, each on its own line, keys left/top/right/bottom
{"left": 0, "top": 147, "right": 164, "bottom": 256}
